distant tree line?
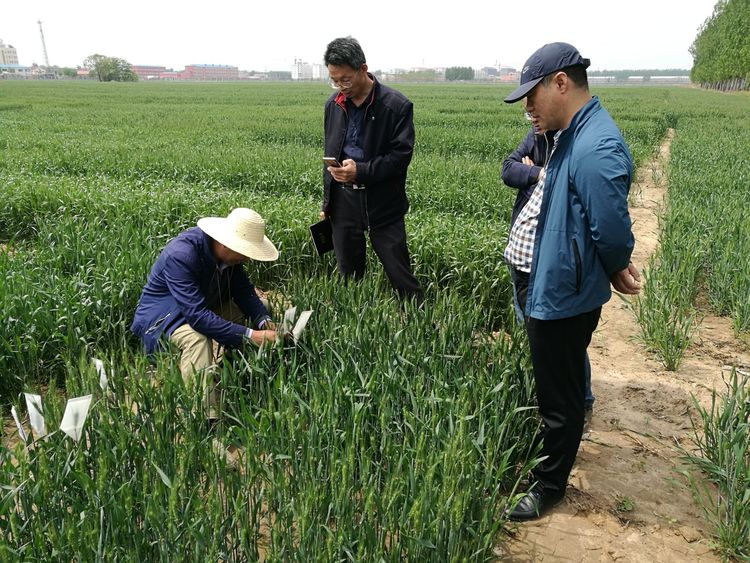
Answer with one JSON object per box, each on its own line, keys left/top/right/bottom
{"left": 690, "top": 0, "right": 750, "bottom": 90}
{"left": 395, "top": 69, "right": 438, "bottom": 82}
{"left": 83, "top": 54, "right": 138, "bottom": 82}
{"left": 445, "top": 67, "right": 474, "bottom": 81}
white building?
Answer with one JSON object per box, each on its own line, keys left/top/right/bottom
{"left": 291, "top": 61, "right": 328, "bottom": 82}
{"left": 312, "top": 63, "right": 328, "bottom": 81}
{"left": 291, "top": 59, "right": 313, "bottom": 80}
{"left": 0, "top": 39, "right": 19, "bottom": 65}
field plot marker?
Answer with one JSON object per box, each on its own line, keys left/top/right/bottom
{"left": 24, "top": 392, "right": 46, "bottom": 437}
{"left": 93, "top": 358, "right": 108, "bottom": 391}
{"left": 281, "top": 306, "right": 297, "bottom": 334}
{"left": 60, "top": 395, "right": 93, "bottom": 442}
{"left": 292, "top": 310, "right": 313, "bottom": 344}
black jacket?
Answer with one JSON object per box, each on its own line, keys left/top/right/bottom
{"left": 501, "top": 128, "right": 556, "bottom": 226}
{"left": 323, "top": 75, "right": 414, "bottom": 228}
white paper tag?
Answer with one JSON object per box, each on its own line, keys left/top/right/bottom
{"left": 292, "top": 310, "right": 313, "bottom": 343}
{"left": 11, "top": 406, "right": 27, "bottom": 443}
{"left": 282, "top": 306, "right": 297, "bottom": 334}
{"left": 24, "top": 392, "right": 46, "bottom": 437}
{"left": 93, "top": 358, "right": 108, "bottom": 391}
{"left": 60, "top": 395, "right": 93, "bottom": 442}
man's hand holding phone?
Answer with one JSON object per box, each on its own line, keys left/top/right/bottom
{"left": 328, "top": 158, "right": 357, "bottom": 184}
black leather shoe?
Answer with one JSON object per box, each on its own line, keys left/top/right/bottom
{"left": 508, "top": 488, "right": 564, "bottom": 521}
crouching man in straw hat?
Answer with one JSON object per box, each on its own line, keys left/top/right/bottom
{"left": 131, "top": 208, "right": 281, "bottom": 418}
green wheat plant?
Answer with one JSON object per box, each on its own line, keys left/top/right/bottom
{"left": 679, "top": 368, "right": 750, "bottom": 561}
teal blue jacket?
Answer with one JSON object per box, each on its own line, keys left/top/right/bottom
{"left": 525, "top": 96, "right": 634, "bottom": 320}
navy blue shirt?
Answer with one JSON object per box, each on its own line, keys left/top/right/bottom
{"left": 342, "top": 97, "right": 366, "bottom": 161}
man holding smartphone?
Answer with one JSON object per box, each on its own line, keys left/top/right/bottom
{"left": 321, "top": 36, "right": 422, "bottom": 304}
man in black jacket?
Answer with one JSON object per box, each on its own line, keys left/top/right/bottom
{"left": 321, "top": 36, "right": 422, "bottom": 304}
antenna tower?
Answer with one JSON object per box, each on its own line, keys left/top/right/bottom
{"left": 37, "top": 20, "right": 50, "bottom": 67}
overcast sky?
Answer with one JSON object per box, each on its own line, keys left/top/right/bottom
{"left": 2, "top": 0, "right": 717, "bottom": 72}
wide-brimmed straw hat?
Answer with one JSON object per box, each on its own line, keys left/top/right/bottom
{"left": 198, "top": 208, "right": 279, "bottom": 261}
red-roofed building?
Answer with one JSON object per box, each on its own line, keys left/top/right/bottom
{"left": 184, "top": 64, "right": 238, "bottom": 81}
{"left": 131, "top": 65, "right": 168, "bottom": 80}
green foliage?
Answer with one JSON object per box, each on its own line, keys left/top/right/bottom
{"left": 394, "top": 69, "right": 438, "bottom": 82}
{"left": 679, "top": 368, "right": 750, "bottom": 561}
{"left": 634, "top": 89, "right": 750, "bottom": 369}
{"left": 83, "top": 53, "right": 138, "bottom": 82}
{"left": 0, "top": 304, "right": 541, "bottom": 559}
{"left": 690, "top": 0, "right": 750, "bottom": 85}
{"left": 0, "top": 81, "right": 745, "bottom": 557}
{"left": 445, "top": 67, "right": 474, "bottom": 81}
{"left": 0, "top": 81, "right": 546, "bottom": 558}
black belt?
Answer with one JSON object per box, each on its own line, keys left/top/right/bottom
{"left": 340, "top": 183, "right": 366, "bottom": 190}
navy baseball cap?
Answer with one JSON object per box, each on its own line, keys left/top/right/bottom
{"left": 504, "top": 42, "right": 590, "bottom": 103}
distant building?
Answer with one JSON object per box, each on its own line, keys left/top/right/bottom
{"left": 312, "top": 63, "right": 328, "bottom": 81}
{"left": 589, "top": 76, "right": 617, "bottom": 84}
{"left": 650, "top": 75, "right": 691, "bottom": 84}
{"left": 497, "top": 72, "right": 519, "bottom": 83}
{"left": 0, "top": 39, "right": 19, "bottom": 65}
{"left": 159, "top": 70, "right": 188, "bottom": 81}
{"left": 267, "top": 70, "right": 292, "bottom": 81}
{"left": 131, "top": 65, "right": 168, "bottom": 80}
{"left": 291, "top": 59, "right": 313, "bottom": 80}
{"left": 238, "top": 69, "right": 266, "bottom": 80}
{"left": 183, "top": 64, "right": 239, "bottom": 81}
{"left": 291, "top": 60, "right": 328, "bottom": 81}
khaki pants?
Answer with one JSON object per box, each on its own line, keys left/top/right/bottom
{"left": 169, "top": 300, "right": 255, "bottom": 418}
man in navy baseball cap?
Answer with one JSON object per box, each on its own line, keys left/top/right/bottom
{"left": 500, "top": 41, "right": 641, "bottom": 522}
{"left": 504, "top": 42, "right": 590, "bottom": 103}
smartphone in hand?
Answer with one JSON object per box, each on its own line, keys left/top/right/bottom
{"left": 323, "top": 157, "right": 341, "bottom": 168}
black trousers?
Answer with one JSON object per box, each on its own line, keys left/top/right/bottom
{"left": 330, "top": 185, "right": 423, "bottom": 303}
{"left": 513, "top": 269, "right": 601, "bottom": 496}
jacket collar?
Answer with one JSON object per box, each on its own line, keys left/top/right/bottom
{"left": 564, "top": 95, "right": 600, "bottom": 134}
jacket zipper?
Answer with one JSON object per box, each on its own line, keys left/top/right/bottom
{"left": 145, "top": 312, "right": 172, "bottom": 335}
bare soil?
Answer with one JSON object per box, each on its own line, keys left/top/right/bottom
{"left": 498, "top": 129, "right": 750, "bottom": 561}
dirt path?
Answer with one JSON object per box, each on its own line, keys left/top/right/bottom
{"left": 499, "top": 129, "right": 750, "bottom": 562}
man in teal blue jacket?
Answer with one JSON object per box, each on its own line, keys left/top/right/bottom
{"left": 503, "top": 43, "right": 641, "bottom": 520}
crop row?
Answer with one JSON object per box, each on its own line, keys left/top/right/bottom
{"left": 635, "top": 89, "right": 750, "bottom": 369}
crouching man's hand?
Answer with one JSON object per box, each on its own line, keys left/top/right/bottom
{"left": 247, "top": 329, "right": 279, "bottom": 346}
